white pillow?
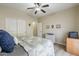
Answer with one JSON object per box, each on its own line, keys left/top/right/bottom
{"left": 0, "top": 47, "right": 2, "bottom": 52}
{"left": 13, "top": 37, "right": 19, "bottom": 45}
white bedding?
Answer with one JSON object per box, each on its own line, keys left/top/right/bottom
{"left": 19, "top": 36, "right": 55, "bottom": 56}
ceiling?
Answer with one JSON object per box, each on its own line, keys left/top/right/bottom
{"left": 0, "top": 3, "right": 78, "bottom": 18}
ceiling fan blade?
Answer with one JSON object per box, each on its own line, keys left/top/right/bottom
{"left": 27, "top": 7, "right": 34, "bottom": 9}
{"left": 37, "top": 3, "right": 40, "bottom": 6}
{"left": 42, "top": 4, "right": 49, "bottom": 7}
{"left": 34, "top": 3, "right": 40, "bottom": 6}
{"left": 41, "top": 9, "right": 46, "bottom": 13}
{"left": 35, "top": 10, "right": 37, "bottom": 14}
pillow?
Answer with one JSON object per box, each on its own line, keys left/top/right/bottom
{"left": 0, "top": 30, "right": 15, "bottom": 53}
{"left": 0, "top": 47, "right": 2, "bottom": 52}
{"left": 13, "top": 37, "right": 19, "bottom": 45}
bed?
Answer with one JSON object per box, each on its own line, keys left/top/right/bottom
{"left": 18, "top": 36, "right": 55, "bottom": 56}
{"left": 0, "top": 36, "right": 54, "bottom": 56}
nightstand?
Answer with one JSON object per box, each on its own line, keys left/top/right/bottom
{"left": 67, "top": 38, "right": 79, "bottom": 55}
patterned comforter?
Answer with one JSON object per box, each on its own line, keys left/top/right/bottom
{"left": 19, "top": 36, "right": 55, "bottom": 56}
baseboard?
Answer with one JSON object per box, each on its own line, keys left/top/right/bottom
{"left": 54, "top": 42, "right": 66, "bottom": 46}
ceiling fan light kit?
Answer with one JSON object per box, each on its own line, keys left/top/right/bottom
{"left": 35, "top": 8, "right": 41, "bottom": 11}
{"left": 27, "top": 3, "right": 49, "bottom": 14}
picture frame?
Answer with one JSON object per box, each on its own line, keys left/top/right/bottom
{"left": 51, "top": 25, "right": 54, "bottom": 29}
{"left": 56, "top": 24, "right": 61, "bottom": 29}
{"left": 46, "top": 25, "right": 50, "bottom": 29}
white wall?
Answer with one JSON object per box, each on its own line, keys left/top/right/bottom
{"left": 74, "top": 6, "right": 79, "bottom": 33}
{"left": 38, "top": 6, "right": 79, "bottom": 45}
{"left": 0, "top": 5, "right": 37, "bottom": 37}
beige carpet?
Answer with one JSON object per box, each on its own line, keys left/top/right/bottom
{"left": 54, "top": 43, "right": 74, "bottom": 56}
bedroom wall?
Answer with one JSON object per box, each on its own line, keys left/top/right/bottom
{"left": 0, "top": 5, "right": 37, "bottom": 37}
{"left": 38, "top": 6, "right": 79, "bottom": 45}
{"left": 75, "top": 6, "right": 79, "bottom": 34}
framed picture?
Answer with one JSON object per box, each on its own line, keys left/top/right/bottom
{"left": 46, "top": 25, "right": 50, "bottom": 29}
{"left": 51, "top": 25, "right": 54, "bottom": 29}
{"left": 56, "top": 24, "right": 61, "bottom": 29}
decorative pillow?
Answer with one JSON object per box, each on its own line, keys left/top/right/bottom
{"left": 0, "top": 47, "right": 2, "bottom": 52}
{"left": 0, "top": 30, "right": 15, "bottom": 53}
{"left": 13, "top": 36, "right": 19, "bottom": 45}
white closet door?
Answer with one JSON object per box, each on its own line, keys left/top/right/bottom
{"left": 37, "top": 23, "right": 43, "bottom": 37}
{"left": 5, "top": 18, "right": 17, "bottom": 36}
{"left": 17, "top": 20, "right": 26, "bottom": 36}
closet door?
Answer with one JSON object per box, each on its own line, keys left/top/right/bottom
{"left": 5, "top": 18, "right": 17, "bottom": 36}
{"left": 17, "top": 20, "right": 26, "bottom": 36}
{"left": 37, "top": 23, "right": 43, "bottom": 37}
{"left": 5, "top": 18, "right": 26, "bottom": 36}
{"left": 0, "top": 19, "right": 5, "bottom": 30}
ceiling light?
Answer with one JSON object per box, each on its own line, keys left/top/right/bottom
{"left": 35, "top": 8, "right": 40, "bottom": 11}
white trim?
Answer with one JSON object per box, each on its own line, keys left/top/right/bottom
{"left": 54, "top": 42, "right": 66, "bottom": 46}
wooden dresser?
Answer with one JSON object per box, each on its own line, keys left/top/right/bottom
{"left": 67, "top": 38, "right": 79, "bottom": 56}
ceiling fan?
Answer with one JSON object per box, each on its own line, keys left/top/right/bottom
{"left": 27, "top": 3, "right": 49, "bottom": 14}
